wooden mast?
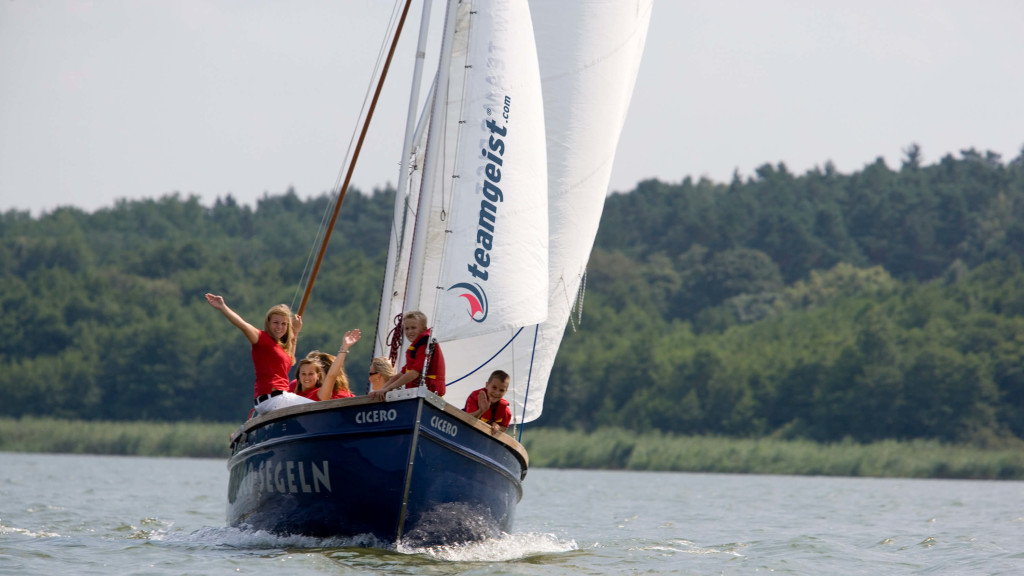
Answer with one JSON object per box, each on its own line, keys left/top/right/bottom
{"left": 297, "top": 0, "right": 413, "bottom": 316}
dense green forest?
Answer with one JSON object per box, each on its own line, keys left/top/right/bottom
{"left": 3, "top": 145, "right": 1024, "bottom": 446}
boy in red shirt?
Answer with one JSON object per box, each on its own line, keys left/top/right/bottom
{"left": 464, "top": 370, "right": 512, "bottom": 435}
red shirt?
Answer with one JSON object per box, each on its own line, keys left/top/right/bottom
{"left": 252, "top": 330, "right": 292, "bottom": 398}
{"left": 463, "top": 387, "right": 512, "bottom": 428}
{"left": 289, "top": 380, "right": 321, "bottom": 400}
{"left": 291, "top": 378, "right": 355, "bottom": 400}
{"left": 403, "top": 329, "right": 445, "bottom": 396}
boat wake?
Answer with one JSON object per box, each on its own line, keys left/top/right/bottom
{"left": 150, "top": 524, "right": 576, "bottom": 561}
{"left": 151, "top": 525, "right": 389, "bottom": 550}
{"left": 401, "top": 531, "right": 578, "bottom": 562}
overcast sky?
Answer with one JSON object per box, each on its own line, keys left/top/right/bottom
{"left": 2, "top": 1, "right": 1023, "bottom": 215}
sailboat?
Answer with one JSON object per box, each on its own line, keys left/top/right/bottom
{"left": 225, "top": 0, "right": 651, "bottom": 545}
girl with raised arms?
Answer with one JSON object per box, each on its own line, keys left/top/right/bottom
{"left": 205, "top": 293, "right": 311, "bottom": 414}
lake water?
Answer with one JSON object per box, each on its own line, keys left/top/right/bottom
{"left": 1, "top": 452, "right": 1021, "bottom": 575}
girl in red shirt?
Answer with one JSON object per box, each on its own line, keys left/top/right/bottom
{"left": 292, "top": 355, "right": 326, "bottom": 400}
{"left": 316, "top": 329, "right": 361, "bottom": 400}
{"left": 205, "top": 293, "right": 310, "bottom": 414}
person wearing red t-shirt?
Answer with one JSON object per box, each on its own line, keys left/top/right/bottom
{"left": 317, "top": 329, "right": 361, "bottom": 400}
{"left": 205, "top": 293, "right": 310, "bottom": 414}
{"left": 464, "top": 370, "right": 512, "bottom": 435}
{"left": 287, "top": 328, "right": 361, "bottom": 401}
{"left": 291, "top": 355, "right": 326, "bottom": 400}
{"left": 369, "top": 311, "right": 446, "bottom": 401}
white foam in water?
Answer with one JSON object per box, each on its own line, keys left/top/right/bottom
{"left": 151, "top": 525, "right": 576, "bottom": 561}
{"left": 153, "top": 525, "right": 391, "bottom": 550}
{"left": 400, "top": 532, "right": 578, "bottom": 562}
{"left": 0, "top": 521, "right": 61, "bottom": 539}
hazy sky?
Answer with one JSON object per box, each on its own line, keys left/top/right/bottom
{"left": 2, "top": 1, "right": 1023, "bottom": 215}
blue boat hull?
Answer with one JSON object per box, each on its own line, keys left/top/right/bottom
{"left": 226, "top": 389, "right": 528, "bottom": 545}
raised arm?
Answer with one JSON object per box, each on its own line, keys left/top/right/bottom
{"left": 205, "top": 293, "right": 259, "bottom": 344}
{"left": 466, "top": 389, "right": 489, "bottom": 418}
{"left": 319, "top": 329, "right": 360, "bottom": 401}
{"left": 288, "top": 313, "right": 303, "bottom": 358}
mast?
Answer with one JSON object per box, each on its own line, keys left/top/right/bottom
{"left": 297, "top": 0, "right": 413, "bottom": 317}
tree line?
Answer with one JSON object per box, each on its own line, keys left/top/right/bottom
{"left": 3, "top": 144, "right": 1024, "bottom": 445}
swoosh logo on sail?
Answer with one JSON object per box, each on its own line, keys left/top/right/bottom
{"left": 448, "top": 282, "right": 488, "bottom": 323}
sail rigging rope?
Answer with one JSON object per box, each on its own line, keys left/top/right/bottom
{"left": 386, "top": 312, "right": 404, "bottom": 364}
{"left": 425, "top": 2, "right": 474, "bottom": 328}
{"left": 292, "top": 0, "right": 413, "bottom": 317}
{"left": 443, "top": 326, "right": 524, "bottom": 387}
{"left": 291, "top": 195, "right": 339, "bottom": 312}
{"left": 515, "top": 323, "right": 541, "bottom": 442}
{"left": 291, "top": 2, "right": 406, "bottom": 312}
{"left": 567, "top": 269, "right": 588, "bottom": 333}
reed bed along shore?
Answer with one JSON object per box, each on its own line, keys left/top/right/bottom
{"left": 3, "top": 417, "right": 1022, "bottom": 479}
{"left": 0, "top": 417, "right": 233, "bottom": 459}
{"left": 520, "top": 427, "right": 1024, "bottom": 480}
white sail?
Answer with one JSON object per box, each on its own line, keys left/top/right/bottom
{"left": 406, "top": 0, "right": 549, "bottom": 341}
{"left": 440, "top": 0, "right": 653, "bottom": 422}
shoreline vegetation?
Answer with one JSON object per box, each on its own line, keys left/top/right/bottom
{"left": 2, "top": 417, "right": 1022, "bottom": 480}
{"left": 8, "top": 157, "right": 1024, "bottom": 445}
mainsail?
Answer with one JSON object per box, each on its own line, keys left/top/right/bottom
{"left": 418, "top": 0, "right": 549, "bottom": 341}
{"left": 377, "top": 0, "right": 548, "bottom": 350}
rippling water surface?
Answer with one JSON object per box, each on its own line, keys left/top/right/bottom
{"left": 1, "top": 452, "right": 1021, "bottom": 575}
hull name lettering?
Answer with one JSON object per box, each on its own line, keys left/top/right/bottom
{"left": 356, "top": 408, "right": 398, "bottom": 424}
{"left": 430, "top": 415, "right": 458, "bottom": 437}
